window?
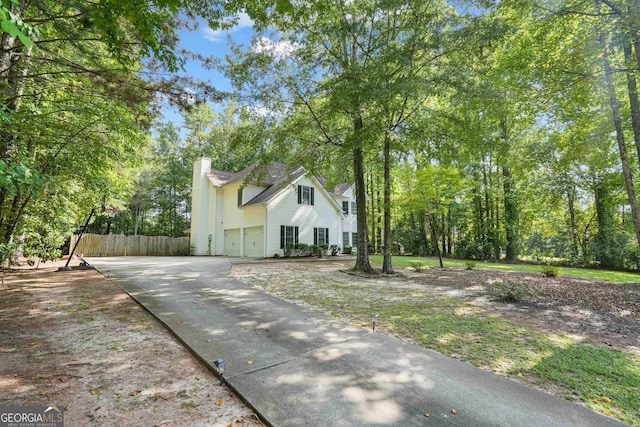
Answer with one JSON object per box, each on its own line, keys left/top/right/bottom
{"left": 343, "top": 232, "right": 350, "bottom": 246}
{"left": 351, "top": 201, "right": 356, "bottom": 215}
{"left": 352, "top": 232, "right": 358, "bottom": 246}
{"left": 280, "top": 225, "right": 299, "bottom": 248}
{"left": 237, "top": 188, "right": 243, "bottom": 207}
{"left": 297, "top": 185, "right": 315, "bottom": 205}
{"left": 342, "top": 201, "right": 349, "bottom": 215}
{"left": 314, "top": 227, "right": 329, "bottom": 245}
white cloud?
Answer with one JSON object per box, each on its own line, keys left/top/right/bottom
{"left": 202, "top": 12, "right": 253, "bottom": 43}
{"left": 253, "top": 37, "right": 299, "bottom": 60}
{"left": 247, "top": 104, "right": 271, "bottom": 117}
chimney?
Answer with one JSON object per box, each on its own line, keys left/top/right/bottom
{"left": 191, "top": 157, "right": 211, "bottom": 255}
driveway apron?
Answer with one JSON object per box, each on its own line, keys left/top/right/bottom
{"left": 89, "top": 256, "right": 626, "bottom": 427}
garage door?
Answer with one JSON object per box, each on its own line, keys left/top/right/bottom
{"left": 224, "top": 228, "right": 241, "bottom": 257}
{"left": 244, "top": 226, "right": 264, "bottom": 258}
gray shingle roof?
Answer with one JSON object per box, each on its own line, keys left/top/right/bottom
{"left": 206, "top": 162, "right": 308, "bottom": 206}
{"left": 316, "top": 178, "right": 351, "bottom": 197}
{"left": 331, "top": 182, "right": 352, "bottom": 196}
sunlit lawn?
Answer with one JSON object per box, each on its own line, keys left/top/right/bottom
{"left": 369, "top": 255, "right": 640, "bottom": 284}
{"left": 243, "top": 257, "right": 640, "bottom": 425}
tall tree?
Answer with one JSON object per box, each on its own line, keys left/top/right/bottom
{"left": 0, "top": 0, "right": 232, "bottom": 255}
{"left": 225, "top": 0, "right": 464, "bottom": 273}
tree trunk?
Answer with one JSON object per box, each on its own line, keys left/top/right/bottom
{"left": 446, "top": 210, "right": 453, "bottom": 255}
{"left": 483, "top": 164, "right": 490, "bottom": 237}
{"left": 473, "top": 171, "right": 484, "bottom": 244}
{"left": 368, "top": 169, "right": 376, "bottom": 253}
{"left": 601, "top": 31, "right": 640, "bottom": 249}
{"left": 623, "top": 42, "right": 640, "bottom": 163}
{"left": 594, "top": 180, "right": 616, "bottom": 268}
{"left": 419, "top": 210, "right": 429, "bottom": 256}
{"left": 352, "top": 117, "right": 373, "bottom": 273}
{"left": 382, "top": 132, "right": 394, "bottom": 274}
{"left": 567, "top": 185, "right": 579, "bottom": 259}
{"left": 429, "top": 212, "right": 443, "bottom": 268}
{"left": 376, "top": 179, "right": 382, "bottom": 253}
{"left": 441, "top": 213, "right": 447, "bottom": 256}
{"left": 503, "top": 165, "right": 517, "bottom": 262}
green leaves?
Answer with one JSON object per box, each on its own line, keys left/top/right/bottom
{"left": 0, "top": 160, "right": 45, "bottom": 196}
{"left": 1, "top": 0, "right": 34, "bottom": 47}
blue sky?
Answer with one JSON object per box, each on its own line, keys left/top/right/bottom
{"left": 158, "top": 14, "right": 255, "bottom": 126}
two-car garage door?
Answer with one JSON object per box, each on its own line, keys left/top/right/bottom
{"left": 224, "top": 226, "right": 263, "bottom": 257}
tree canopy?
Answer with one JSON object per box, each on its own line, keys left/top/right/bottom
{"left": 4, "top": 0, "right": 640, "bottom": 273}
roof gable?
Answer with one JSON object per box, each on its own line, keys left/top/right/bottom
{"left": 207, "top": 162, "right": 298, "bottom": 188}
{"left": 244, "top": 167, "right": 306, "bottom": 206}
{"left": 206, "top": 162, "right": 342, "bottom": 211}
{"left": 207, "top": 163, "right": 337, "bottom": 206}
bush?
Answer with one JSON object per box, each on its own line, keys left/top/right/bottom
{"left": 318, "top": 243, "right": 329, "bottom": 258}
{"left": 284, "top": 243, "right": 294, "bottom": 257}
{"left": 488, "top": 278, "right": 527, "bottom": 303}
{"left": 409, "top": 261, "right": 425, "bottom": 272}
{"left": 308, "top": 244, "right": 319, "bottom": 258}
{"left": 294, "top": 243, "right": 309, "bottom": 257}
{"left": 0, "top": 242, "right": 19, "bottom": 268}
{"left": 343, "top": 246, "right": 352, "bottom": 254}
{"left": 541, "top": 266, "right": 560, "bottom": 277}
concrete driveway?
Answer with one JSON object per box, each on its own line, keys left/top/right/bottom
{"left": 88, "top": 256, "right": 625, "bottom": 427}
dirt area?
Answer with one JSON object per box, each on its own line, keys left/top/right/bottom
{"left": 0, "top": 260, "right": 263, "bottom": 427}
{"left": 410, "top": 267, "right": 640, "bottom": 354}
{"left": 231, "top": 259, "right": 640, "bottom": 355}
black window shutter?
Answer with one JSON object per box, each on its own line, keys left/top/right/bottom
{"left": 297, "top": 185, "right": 302, "bottom": 204}
{"left": 311, "top": 187, "right": 315, "bottom": 205}
{"left": 280, "top": 225, "right": 285, "bottom": 249}
{"left": 326, "top": 228, "right": 329, "bottom": 244}
{"left": 294, "top": 226, "right": 299, "bottom": 244}
{"left": 313, "top": 228, "right": 318, "bottom": 245}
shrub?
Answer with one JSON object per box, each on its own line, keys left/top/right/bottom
{"left": 409, "top": 261, "right": 425, "bottom": 272}
{"left": 309, "top": 244, "right": 320, "bottom": 258}
{"left": 318, "top": 243, "right": 329, "bottom": 258}
{"left": 294, "top": 243, "right": 309, "bottom": 257}
{"left": 487, "top": 278, "right": 527, "bottom": 302}
{"left": 284, "top": 243, "right": 294, "bottom": 257}
{"left": 541, "top": 266, "right": 560, "bottom": 277}
{"left": 464, "top": 261, "right": 476, "bottom": 270}
{"left": 343, "top": 246, "right": 352, "bottom": 254}
{"left": 0, "top": 242, "right": 19, "bottom": 268}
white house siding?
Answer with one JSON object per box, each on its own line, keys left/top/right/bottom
{"left": 205, "top": 186, "right": 219, "bottom": 255}
{"left": 192, "top": 158, "right": 344, "bottom": 258}
{"left": 265, "top": 176, "right": 343, "bottom": 256}
{"left": 339, "top": 186, "right": 357, "bottom": 247}
{"left": 242, "top": 184, "right": 266, "bottom": 204}
{"left": 213, "top": 187, "right": 224, "bottom": 255}
{"left": 219, "top": 183, "right": 267, "bottom": 257}
{"left": 221, "top": 182, "right": 265, "bottom": 230}
{"left": 191, "top": 157, "right": 211, "bottom": 255}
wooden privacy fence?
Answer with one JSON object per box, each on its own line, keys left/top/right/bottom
{"left": 70, "top": 234, "right": 190, "bottom": 257}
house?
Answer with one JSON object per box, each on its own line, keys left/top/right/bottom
{"left": 191, "top": 157, "right": 355, "bottom": 257}
{"left": 327, "top": 183, "right": 358, "bottom": 250}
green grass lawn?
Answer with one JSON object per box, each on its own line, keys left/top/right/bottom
{"left": 243, "top": 261, "right": 640, "bottom": 425}
{"left": 369, "top": 255, "right": 640, "bottom": 283}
